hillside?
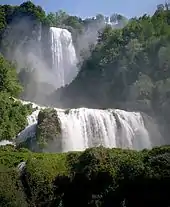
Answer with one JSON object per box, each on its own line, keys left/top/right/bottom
{"left": 0, "top": 2, "right": 170, "bottom": 206}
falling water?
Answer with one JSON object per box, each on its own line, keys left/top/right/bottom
{"left": 16, "top": 100, "right": 155, "bottom": 152}
{"left": 37, "top": 22, "right": 42, "bottom": 42}
{"left": 57, "top": 108, "right": 152, "bottom": 151}
{"left": 49, "top": 27, "right": 78, "bottom": 88}
{"left": 16, "top": 100, "right": 45, "bottom": 144}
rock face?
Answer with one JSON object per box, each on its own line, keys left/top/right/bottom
{"left": 36, "top": 109, "right": 62, "bottom": 152}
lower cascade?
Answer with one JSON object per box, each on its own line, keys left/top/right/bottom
{"left": 15, "top": 101, "right": 163, "bottom": 152}
{"left": 57, "top": 108, "right": 152, "bottom": 151}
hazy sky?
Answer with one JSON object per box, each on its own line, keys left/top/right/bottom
{"left": 1, "top": 0, "right": 164, "bottom": 18}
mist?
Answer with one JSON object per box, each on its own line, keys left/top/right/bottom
{"left": 2, "top": 14, "right": 116, "bottom": 107}
{"left": 75, "top": 19, "right": 106, "bottom": 62}
{"left": 2, "top": 17, "right": 58, "bottom": 104}
{"left": 75, "top": 16, "right": 126, "bottom": 63}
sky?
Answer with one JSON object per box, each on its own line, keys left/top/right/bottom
{"left": 0, "top": 0, "right": 164, "bottom": 18}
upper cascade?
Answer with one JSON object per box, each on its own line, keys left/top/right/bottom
{"left": 49, "top": 27, "right": 78, "bottom": 88}
{"left": 15, "top": 100, "right": 163, "bottom": 152}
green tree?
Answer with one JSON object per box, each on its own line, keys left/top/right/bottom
{"left": 0, "top": 54, "right": 22, "bottom": 97}
{"left": 0, "top": 165, "right": 27, "bottom": 207}
{"left": 16, "top": 1, "right": 46, "bottom": 22}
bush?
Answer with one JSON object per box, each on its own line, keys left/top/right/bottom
{"left": 0, "top": 145, "right": 170, "bottom": 206}
{"left": 0, "top": 165, "right": 28, "bottom": 207}
{"left": 36, "top": 109, "right": 62, "bottom": 149}
{"left": 0, "top": 93, "right": 33, "bottom": 140}
{"left": 0, "top": 54, "right": 22, "bottom": 97}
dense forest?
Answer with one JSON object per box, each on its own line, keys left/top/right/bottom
{"left": 0, "top": 1, "right": 170, "bottom": 206}
{"left": 0, "top": 145, "right": 170, "bottom": 207}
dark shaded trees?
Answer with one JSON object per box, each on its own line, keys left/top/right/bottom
{"left": 0, "top": 146, "right": 169, "bottom": 206}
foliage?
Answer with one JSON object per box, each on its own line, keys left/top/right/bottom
{"left": 0, "top": 93, "right": 33, "bottom": 141}
{"left": 0, "top": 165, "right": 28, "bottom": 207}
{"left": 36, "top": 109, "right": 62, "bottom": 149}
{"left": 16, "top": 1, "right": 46, "bottom": 22}
{"left": 0, "top": 54, "right": 22, "bottom": 97}
{"left": 0, "top": 5, "right": 38, "bottom": 141}
{"left": 0, "top": 1, "right": 46, "bottom": 26}
{"left": 0, "top": 146, "right": 169, "bottom": 206}
{"left": 0, "top": 54, "right": 33, "bottom": 141}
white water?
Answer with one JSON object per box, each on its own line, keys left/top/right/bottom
{"left": 16, "top": 100, "right": 45, "bottom": 144}
{"left": 16, "top": 100, "right": 152, "bottom": 152}
{"left": 50, "top": 27, "right": 78, "bottom": 88}
{"left": 17, "top": 162, "right": 26, "bottom": 172}
{"left": 0, "top": 140, "right": 15, "bottom": 146}
{"left": 57, "top": 108, "right": 151, "bottom": 151}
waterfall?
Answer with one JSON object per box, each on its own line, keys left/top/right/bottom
{"left": 16, "top": 100, "right": 45, "bottom": 144}
{"left": 49, "top": 27, "right": 78, "bottom": 88}
{"left": 16, "top": 101, "right": 156, "bottom": 152}
{"left": 37, "top": 22, "right": 42, "bottom": 42}
{"left": 57, "top": 108, "right": 152, "bottom": 151}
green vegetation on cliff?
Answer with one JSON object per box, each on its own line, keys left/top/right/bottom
{"left": 57, "top": 4, "right": 170, "bottom": 109}
{"left": 36, "top": 109, "right": 61, "bottom": 149}
{"left": 0, "top": 166, "right": 28, "bottom": 207}
{"left": 0, "top": 146, "right": 169, "bottom": 206}
{"left": 0, "top": 93, "right": 32, "bottom": 140}
{"left": 0, "top": 53, "right": 32, "bottom": 141}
